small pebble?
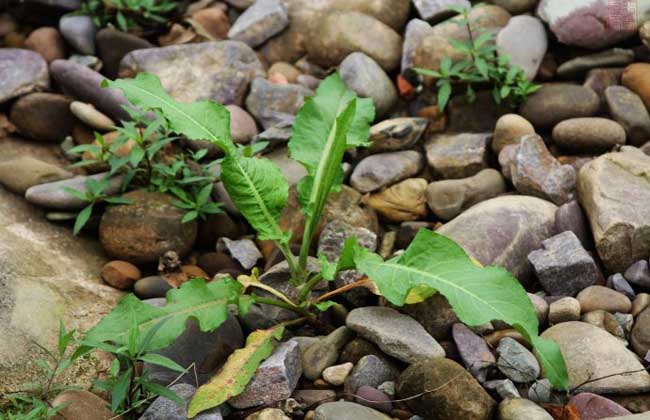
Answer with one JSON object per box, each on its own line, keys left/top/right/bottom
{"left": 625, "top": 260, "right": 650, "bottom": 288}
{"left": 322, "top": 362, "right": 354, "bottom": 386}
{"left": 100, "top": 260, "right": 141, "bottom": 290}
{"left": 548, "top": 297, "right": 581, "bottom": 324}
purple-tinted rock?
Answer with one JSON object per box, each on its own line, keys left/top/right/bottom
{"left": 412, "top": 0, "right": 470, "bottom": 21}
{"left": 96, "top": 28, "right": 153, "bottom": 79}
{"left": 355, "top": 386, "right": 392, "bottom": 413}
{"left": 605, "top": 85, "right": 650, "bottom": 147}
{"left": 496, "top": 15, "right": 547, "bottom": 80}
{"left": 609, "top": 273, "right": 636, "bottom": 299}
{"left": 227, "top": 0, "right": 289, "bottom": 48}
{"left": 350, "top": 150, "right": 423, "bottom": 193}
{"left": 528, "top": 231, "right": 600, "bottom": 296}
{"left": 0, "top": 49, "right": 49, "bottom": 104}
{"left": 555, "top": 200, "right": 592, "bottom": 249}
{"left": 570, "top": 392, "right": 632, "bottom": 419}
{"left": 344, "top": 354, "right": 400, "bottom": 395}
{"left": 245, "top": 77, "right": 312, "bottom": 129}
{"left": 424, "top": 132, "right": 490, "bottom": 179}
{"left": 452, "top": 323, "right": 495, "bottom": 383}
{"left": 401, "top": 19, "right": 431, "bottom": 72}
{"left": 625, "top": 260, "right": 650, "bottom": 288}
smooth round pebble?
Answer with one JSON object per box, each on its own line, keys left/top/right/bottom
{"left": 70, "top": 101, "right": 116, "bottom": 131}
{"left": 492, "top": 113, "right": 535, "bottom": 153}
{"left": 576, "top": 285, "right": 632, "bottom": 314}
{"left": 322, "top": 362, "right": 354, "bottom": 386}
{"left": 548, "top": 297, "right": 581, "bottom": 325}
{"left": 100, "top": 260, "right": 141, "bottom": 290}
{"left": 552, "top": 117, "right": 626, "bottom": 153}
{"left": 134, "top": 276, "right": 172, "bottom": 299}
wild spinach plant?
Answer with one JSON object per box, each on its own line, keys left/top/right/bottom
{"left": 81, "top": 0, "right": 178, "bottom": 32}
{"left": 415, "top": 5, "right": 541, "bottom": 110}
{"left": 73, "top": 72, "right": 568, "bottom": 418}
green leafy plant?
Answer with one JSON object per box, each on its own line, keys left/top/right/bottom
{"left": 72, "top": 71, "right": 568, "bottom": 418}
{"left": 80, "top": 0, "right": 179, "bottom": 32}
{"left": 414, "top": 5, "right": 541, "bottom": 110}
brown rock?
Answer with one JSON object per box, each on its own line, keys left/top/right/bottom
{"left": 268, "top": 62, "right": 300, "bottom": 84}
{"left": 519, "top": 83, "right": 600, "bottom": 129}
{"left": 24, "top": 27, "right": 66, "bottom": 62}
{"left": 622, "top": 63, "right": 650, "bottom": 109}
{"left": 191, "top": 7, "right": 231, "bottom": 40}
{"left": 631, "top": 307, "right": 650, "bottom": 358}
{"left": 632, "top": 293, "right": 650, "bottom": 317}
{"left": 424, "top": 132, "right": 489, "bottom": 179}
{"left": 576, "top": 285, "right": 632, "bottom": 314}
{"left": 9, "top": 93, "right": 75, "bottom": 142}
{"left": 0, "top": 156, "right": 73, "bottom": 194}
{"left": 366, "top": 178, "right": 428, "bottom": 222}
{"left": 552, "top": 117, "right": 627, "bottom": 153}
{"left": 51, "top": 390, "right": 119, "bottom": 420}
{"left": 100, "top": 260, "right": 141, "bottom": 290}
{"left": 492, "top": 113, "right": 536, "bottom": 153}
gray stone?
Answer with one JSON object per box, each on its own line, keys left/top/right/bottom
{"left": 452, "top": 323, "right": 495, "bottom": 382}
{"left": 0, "top": 49, "right": 49, "bottom": 104}
{"left": 557, "top": 49, "right": 635, "bottom": 78}
{"left": 344, "top": 354, "right": 400, "bottom": 394}
{"left": 484, "top": 379, "right": 520, "bottom": 399}
{"left": 368, "top": 118, "right": 428, "bottom": 153}
{"left": 350, "top": 150, "right": 423, "bottom": 193}
{"left": 605, "top": 86, "right": 650, "bottom": 147}
{"left": 426, "top": 168, "right": 506, "bottom": 221}
{"left": 314, "top": 402, "right": 392, "bottom": 420}
{"left": 519, "top": 83, "right": 600, "bottom": 129}
{"left": 413, "top": 0, "right": 470, "bottom": 21}
{"left": 578, "top": 150, "right": 650, "bottom": 272}
{"left": 528, "top": 379, "right": 553, "bottom": 404}
{"left": 339, "top": 52, "right": 397, "bottom": 117}
{"left": 555, "top": 200, "right": 592, "bottom": 250}
{"left": 228, "top": 0, "right": 288, "bottom": 47}
{"left": 50, "top": 59, "right": 130, "bottom": 121}
{"left": 216, "top": 238, "right": 262, "bottom": 270}
{"left": 528, "top": 231, "right": 600, "bottom": 296}
{"left": 245, "top": 77, "right": 313, "bottom": 129}
{"left": 425, "top": 132, "right": 489, "bottom": 179}
{"left": 59, "top": 14, "right": 96, "bottom": 55}
{"left": 141, "top": 383, "right": 223, "bottom": 419}
{"left": 303, "top": 326, "right": 355, "bottom": 380}
{"left": 229, "top": 341, "right": 302, "bottom": 409}
{"left": 318, "top": 221, "right": 377, "bottom": 262}
{"left": 25, "top": 173, "right": 123, "bottom": 210}
{"left": 541, "top": 322, "right": 650, "bottom": 394}
{"left": 401, "top": 19, "right": 431, "bottom": 71}
{"left": 609, "top": 273, "right": 636, "bottom": 299}
{"left": 496, "top": 337, "right": 540, "bottom": 383}
{"left": 96, "top": 28, "right": 153, "bottom": 79}
{"left": 346, "top": 307, "right": 445, "bottom": 364}
{"left": 119, "top": 41, "right": 264, "bottom": 106}
{"left": 496, "top": 15, "right": 547, "bottom": 80}
{"left": 498, "top": 398, "right": 553, "bottom": 420}
{"left": 438, "top": 195, "right": 557, "bottom": 282}
{"left": 511, "top": 134, "right": 577, "bottom": 205}
{"left": 625, "top": 260, "right": 650, "bottom": 288}
{"left": 134, "top": 276, "right": 172, "bottom": 299}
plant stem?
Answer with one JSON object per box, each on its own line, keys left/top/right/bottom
{"left": 254, "top": 296, "right": 314, "bottom": 318}
{"left": 298, "top": 273, "right": 323, "bottom": 303}
{"left": 277, "top": 241, "right": 301, "bottom": 281}
{"left": 314, "top": 278, "right": 372, "bottom": 304}
{"left": 298, "top": 219, "right": 315, "bottom": 282}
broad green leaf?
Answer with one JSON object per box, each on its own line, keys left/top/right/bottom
{"left": 111, "top": 368, "right": 132, "bottom": 413}
{"left": 437, "top": 82, "right": 452, "bottom": 110}
{"left": 139, "top": 353, "right": 185, "bottom": 373}
{"left": 318, "top": 236, "right": 358, "bottom": 281}
{"left": 104, "top": 73, "right": 234, "bottom": 153}
{"left": 145, "top": 383, "right": 184, "bottom": 405}
{"left": 220, "top": 154, "right": 290, "bottom": 243}
{"left": 188, "top": 325, "right": 285, "bottom": 417}
{"left": 73, "top": 204, "right": 93, "bottom": 236}
{"left": 84, "top": 278, "right": 242, "bottom": 351}
{"left": 354, "top": 229, "right": 569, "bottom": 390}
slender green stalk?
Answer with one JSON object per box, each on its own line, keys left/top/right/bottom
{"left": 277, "top": 241, "right": 301, "bottom": 281}
{"left": 253, "top": 296, "right": 313, "bottom": 318}
{"left": 298, "top": 273, "right": 323, "bottom": 303}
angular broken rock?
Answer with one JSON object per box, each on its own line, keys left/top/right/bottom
{"left": 227, "top": 0, "right": 289, "bottom": 47}
{"left": 216, "top": 237, "right": 262, "bottom": 270}
{"left": 528, "top": 231, "right": 600, "bottom": 296}
{"left": 369, "top": 117, "right": 428, "bottom": 153}
{"left": 424, "top": 132, "right": 490, "bottom": 179}
{"left": 578, "top": 149, "right": 650, "bottom": 272}
{"left": 511, "top": 134, "right": 576, "bottom": 205}
{"left": 229, "top": 340, "right": 302, "bottom": 409}
{"left": 452, "top": 323, "right": 495, "bottom": 383}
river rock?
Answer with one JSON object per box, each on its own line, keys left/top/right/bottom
{"left": 70, "top": 101, "right": 115, "bottom": 131}
{"left": 426, "top": 168, "right": 506, "bottom": 221}
{"left": 499, "top": 398, "right": 553, "bottom": 420}
{"left": 577, "top": 285, "right": 631, "bottom": 313}
{"left": 141, "top": 383, "right": 223, "bottom": 420}
{"left": 519, "top": 84, "right": 600, "bottom": 129}
{"left": 577, "top": 150, "right": 650, "bottom": 272}
{"left": 0, "top": 49, "right": 49, "bottom": 104}
{"left": 0, "top": 156, "right": 72, "bottom": 194}
{"left": 323, "top": 362, "right": 354, "bottom": 386}
{"left": 58, "top": 14, "right": 96, "bottom": 55}
{"left": 303, "top": 326, "right": 355, "bottom": 380}
{"left": 134, "top": 276, "right": 172, "bottom": 299}
{"left": 496, "top": 337, "right": 540, "bottom": 383}
{"left": 537, "top": 0, "right": 637, "bottom": 49}
{"left": 492, "top": 113, "right": 536, "bottom": 153}
{"left": 555, "top": 200, "right": 592, "bottom": 249}
{"left": 228, "top": 0, "right": 288, "bottom": 47}
{"left": 631, "top": 307, "right": 650, "bottom": 358}
{"left": 398, "top": 358, "right": 496, "bottom": 420}
{"left": 625, "top": 260, "right": 650, "bottom": 288}
{"left": 558, "top": 49, "right": 634, "bottom": 78}
{"left": 622, "top": 63, "right": 650, "bottom": 110}
{"left": 425, "top": 132, "right": 489, "bottom": 179}
{"left": 366, "top": 178, "right": 428, "bottom": 222}
{"left": 99, "top": 190, "right": 198, "bottom": 264}
{"left": 96, "top": 28, "right": 153, "bottom": 79}
{"left": 340, "top": 52, "right": 397, "bottom": 118}
{"left": 452, "top": 323, "right": 495, "bottom": 382}
{"left": 511, "top": 134, "right": 576, "bottom": 205}
{"left": 9, "top": 92, "right": 75, "bottom": 142}
{"left": 344, "top": 354, "right": 400, "bottom": 394}
{"left": 552, "top": 118, "right": 626, "bottom": 153}
{"left": 582, "top": 310, "right": 626, "bottom": 338}
{"left": 350, "top": 150, "right": 423, "bottom": 193}
{"left": 25, "top": 172, "right": 123, "bottom": 210}
{"left": 438, "top": 195, "right": 557, "bottom": 282}
{"left": 569, "top": 392, "right": 632, "bottom": 420}
{"left": 413, "top": 0, "right": 470, "bottom": 21}
{"left": 229, "top": 340, "right": 302, "bottom": 409}
{"left": 369, "top": 117, "right": 428, "bottom": 153}
{"left": 528, "top": 231, "right": 599, "bottom": 296}
{"left": 245, "top": 77, "right": 313, "bottom": 129}
{"left": 496, "top": 15, "right": 547, "bottom": 80}
{"left": 119, "top": 41, "right": 264, "bottom": 106}
{"left": 346, "top": 306, "right": 445, "bottom": 364}
{"left": 318, "top": 221, "right": 377, "bottom": 263}
{"left": 541, "top": 321, "right": 650, "bottom": 393}
{"left": 51, "top": 390, "right": 113, "bottom": 420}
{"left": 401, "top": 18, "right": 432, "bottom": 71}
{"left": 304, "top": 11, "right": 402, "bottom": 71}
{"left": 313, "top": 402, "right": 391, "bottom": 420}
{"left": 605, "top": 86, "right": 650, "bottom": 147}
{"left": 50, "top": 59, "right": 130, "bottom": 121}
{"left": 24, "top": 27, "right": 66, "bottom": 62}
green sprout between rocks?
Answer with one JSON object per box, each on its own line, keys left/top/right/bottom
{"left": 415, "top": 5, "right": 541, "bottom": 110}
{"left": 81, "top": 0, "right": 179, "bottom": 33}
{"left": 65, "top": 71, "right": 568, "bottom": 418}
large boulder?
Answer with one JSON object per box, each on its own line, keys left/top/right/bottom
{"left": 119, "top": 41, "right": 264, "bottom": 106}
{"left": 578, "top": 149, "right": 650, "bottom": 272}
{"left": 0, "top": 138, "right": 122, "bottom": 394}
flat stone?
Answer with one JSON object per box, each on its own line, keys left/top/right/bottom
{"left": 313, "top": 401, "right": 391, "bottom": 420}
{"left": 69, "top": 101, "right": 115, "bottom": 131}
{"left": 51, "top": 390, "right": 114, "bottom": 420}
{"left": 511, "top": 134, "right": 577, "bottom": 205}
{"left": 340, "top": 52, "right": 397, "bottom": 117}
{"left": 216, "top": 237, "right": 262, "bottom": 270}
{"left": 496, "top": 337, "right": 540, "bottom": 383}
{"left": 141, "top": 383, "right": 223, "bottom": 419}
{"left": 569, "top": 392, "right": 632, "bottom": 420}
{"left": 303, "top": 326, "right": 355, "bottom": 380}
{"left": 350, "top": 150, "right": 423, "bottom": 193}
{"left": 228, "top": 0, "right": 288, "bottom": 47}
{"left": 245, "top": 77, "right": 312, "bottom": 129}
{"left": 25, "top": 172, "right": 123, "bottom": 210}
{"left": 24, "top": 26, "right": 67, "bottom": 63}
{"left": 322, "top": 362, "right": 354, "bottom": 386}
{"left": 369, "top": 117, "right": 428, "bottom": 153}
{"left": 344, "top": 354, "right": 400, "bottom": 394}
{"left": 577, "top": 150, "right": 650, "bottom": 272}
{"left": 555, "top": 200, "right": 592, "bottom": 250}
{"left": 528, "top": 231, "right": 599, "bottom": 296}
{"left": 318, "top": 221, "right": 377, "bottom": 263}
{"left": 557, "top": 48, "right": 635, "bottom": 78}
{"left": 438, "top": 195, "right": 557, "bottom": 282}
{"left": 424, "top": 132, "right": 489, "bottom": 179}
{"left": 609, "top": 273, "right": 636, "bottom": 299}
{"left": 0, "top": 156, "right": 72, "bottom": 194}
{"left": 346, "top": 306, "right": 445, "bottom": 364}
{"left": 0, "top": 48, "right": 49, "bottom": 104}
{"left": 10, "top": 92, "right": 75, "bottom": 143}
{"left": 452, "top": 323, "right": 495, "bottom": 382}
{"left": 519, "top": 83, "right": 600, "bottom": 129}
{"left": 541, "top": 321, "right": 650, "bottom": 394}
{"left": 229, "top": 341, "right": 302, "bottom": 409}
{"left": 605, "top": 86, "right": 650, "bottom": 147}
{"left": 552, "top": 117, "right": 626, "bottom": 154}
{"left": 577, "top": 285, "right": 632, "bottom": 313}
{"left": 119, "top": 41, "right": 264, "bottom": 106}
{"left": 484, "top": 379, "right": 520, "bottom": 399}
{"left": 134, "top": 276, "right": 172, "bottom": 299}
{"left": 499, "top": 398, "right": 553, "bottom": 420}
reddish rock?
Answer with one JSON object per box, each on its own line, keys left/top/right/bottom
{"left": 100, "top": 260, "right": 141, "bottom": 290}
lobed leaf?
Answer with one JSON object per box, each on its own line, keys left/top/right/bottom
{"left": 187, "top": 325, "right": 285, "bottom": 417}
{"left": 354, "top": 229, "right": 569, "bottom": 390}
